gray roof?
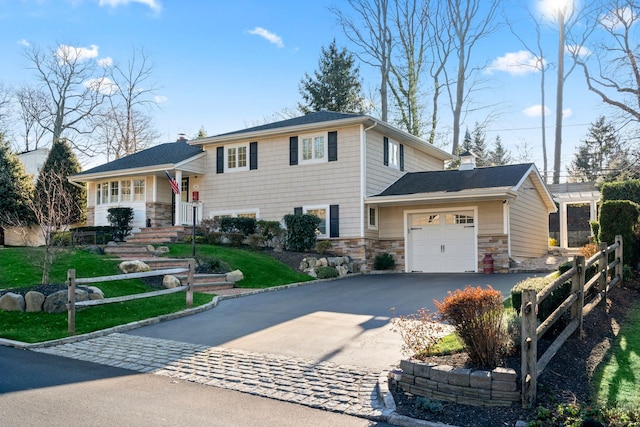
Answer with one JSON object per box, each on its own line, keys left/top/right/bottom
{"left": 77, "top": 141, "right": 203, "bottom": 175}
{"left": 377, "top": 163, "right": 535, "bottom": 196}
{"left": 213, "top": 111, "right": 366, "bottom": 137}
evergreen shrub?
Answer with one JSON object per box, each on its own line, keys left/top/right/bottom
{"left": 283, "top": 213, "right": 321, "bottom": 252}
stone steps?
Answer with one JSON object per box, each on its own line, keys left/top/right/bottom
{"left": 127, "top": 226, "right": 186, "bottom": 244}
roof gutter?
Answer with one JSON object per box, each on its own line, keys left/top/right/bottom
{"left": 365, "top": 188, "right": 519, "bottom": 205}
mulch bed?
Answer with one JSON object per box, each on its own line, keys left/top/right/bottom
{"left": 391, "top": 277, "right": 640, "bottom": 427}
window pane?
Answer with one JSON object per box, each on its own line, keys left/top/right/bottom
{"left": 238, "top": 212, "right": 256, "bottom": 218}
{"left": 238, "top": 146, "right": 247, "bottom": 167}
{"left": 228, "top": 147, "right": 237, "bottom": 168}
{"left": 133, "top": 179, "right": 145, "bottom": 201}
{"left": 110, "top": 181, "right": 119, "bottom": 203}
{"left": 369, "top": 208, "right": 376, "bottom": 226}
{"left": 101, "top": 182, "right": 108, "bottom": 204}
{"left": 307, "top": 208, "right": 326, "bottom": 235}
{"left": 314, "top": 137, "right": 324, "bottom": 159}
{"left": 302, "top": 138, "right": 312, "bottom": 160}
{"left": 121, "top": 180, "right": 131, "bottom": 202}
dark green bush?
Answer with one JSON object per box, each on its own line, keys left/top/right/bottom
{"left": 601, "top": 179, "right": 640, "bottom": 204}
{"left": 206, "top": 231, "right": 224, "bottom": 245}
{"left": 225, "top": 232, "right": 245, "bottom": 247}
{"left": 283, "top": 213, "right": 321, "bottom": 252}
{"left": 316, "top": 240, "right": 333, "bottom": 254}
{"left": 599, "top": 200, "right": 640, "bottom": 267}
{"left": 107, "top": 207, "right": 134, "bottom": 242}
{"left": 220, "top": 217, "right": 256, "bottom": 236}
{"left": 194, "top": 255, "right": 231, "bottom": 274}
{"left": 374, "top": 253, "right": 395, "bottom": 270}
{"left": 511, "top": 276, "right": 571, "bottom": 322}
{"left": 248, "top": 234, "right": 265, "bottom": 251}
{"left": 316, "top": 266, "right": 339, "bottom": 279}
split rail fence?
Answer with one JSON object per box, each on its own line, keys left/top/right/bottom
{"left": 66, "top": 259, "right": 195, "bottom": 334}
{"left": 520, "top": 235, "right": 623, "bottom": 406}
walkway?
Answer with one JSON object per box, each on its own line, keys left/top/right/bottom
{"left": 33, "top": 333, "right": 390, "bottom": 421}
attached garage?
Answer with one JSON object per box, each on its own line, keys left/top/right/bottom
{"left": 365, "top": 156, "right": 556, "bottom": 273}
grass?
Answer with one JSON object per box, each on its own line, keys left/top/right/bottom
{"left": 162, "top": 243, "right": 314, "bottom": 288}
{"left": 0, "top": 243, "right": 312, "bottom": 343}
{"left": 592, "top": 301, "right": 640, "bottom": 412}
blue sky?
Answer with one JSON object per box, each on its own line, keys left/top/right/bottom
{"left": 0, "top": 0, "right": 610, "bottom": 177}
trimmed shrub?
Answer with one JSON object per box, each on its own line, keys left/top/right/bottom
{"left": 283, "top": 213, "right": 321, "bottom": 252}
{"left": 435, "top": 286, "right": 509, "bottom": 368}
{"left": 601, "top": 179, "right": 640, "bottom": 204}
{"left": 511, "top": 275, "right": 571, "bottom": 322}
{"left": 183, "top": 235, "right": 205, "bottom": 244}
{"left": 590, "top": 221, "right": 600, "bottom": 244}
{"left": 316, "top": 266, "right": 339, "bottom": 279}
{"left": 248, "top": 234, "right": 265, "bottom": 251}
{"left": 107, "top": 207, "right": 134, "bottom": 242}
{"left": 225, "top": 232, "right": 245, "bottom": 247}
{"left": 599, "top": 200, "right": 640, "bottom": 267}
{"left": 374, "top": 253, "right": 395, "bottom": 270}
{"left": 220, "top": 217, "right": 256, "bottom": 236}
{"left": 194, "top": 255, "right": 231, "bottom": 274}
{"left": 316, "top": 240, "right": 333, "bottom": 254}
{"left": 206, "top": 231, "right": 224, "bottom": 245}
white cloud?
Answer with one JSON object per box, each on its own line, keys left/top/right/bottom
{"left": 56, "top": 44, "right": 99, "bottom": 63}
{"left": 523, "top": 105, "right": 551, "bottom": 117}
{"left": 565, "top": 44, "right": 591, "bottom": 57}
{"left": 154, "top": 95, "right": 168, "bottom": 104}
{"left": 487, "top": 51, "right": 544, "bottom": 75}
{"left": 84, "top": 77, "right": 117, "bottom": 95}
{"left": 17, "top": 39, "right": 30, "bottom": 47}
{"left": 563, "top": 108, "right": 573, "bottom": 118}
{"left": 97, "top": 57, "right": 113, "bottom": 67}
{"left": 99, "top": 0, "right": 162, "bottom": 12}
{"left": 248, "top": 27, "right": 284, "bottom": 48}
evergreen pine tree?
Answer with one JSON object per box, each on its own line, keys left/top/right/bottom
{"left": 471, "top": 123, "right": 488, "bottom": 166}
{"left": 0, "top": 135, "right": 35, "bottom": 226}
{"left": 298, "top": 40, "right": 366, "bottom": 114}
{"left": 488, "top": 135, "right": 512, "bottom": 166}
{"left": 35, "top": 138, "right": 85, "bottom": 225}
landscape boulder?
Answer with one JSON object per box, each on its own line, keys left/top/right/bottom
{"left": 25, "top": 291, "right": 45, "bottom": 312}
{"left": 43, "top": 289, "right": 89, "bottom": 314}
{"left": 226, "top": 270, "right": 244, "bottom": 283}
{"left": 163, "top": 275, "right": 181, "bottom": 289}
{"left": 86, "top": 286, "right": 105, "bottom": 300}
{"left": 156, "top": 246, "right": 170, "bottom": 254}
{"left": 0, "top": 292, "right": 25, "bottom": 312}
{"left": 84, "top": 245, "right": 104, "bottom": 255}
{"left": 118, "top": 260, "right": 151, "bottom": 273}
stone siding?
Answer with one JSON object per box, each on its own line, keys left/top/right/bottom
{"left": 398, "top": 359, "right": 519, "bottom": 407}
{"left": 323, "top": 238, "right": 405, "bottom": 273}
{"left": 477, "top": 234, "right": 509, "bottom": 273}
{"left": 146, "top": 203, "right": 173, "bottom": 227}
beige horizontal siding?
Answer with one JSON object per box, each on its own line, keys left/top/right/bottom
{"left": 198, "top": 125, "right": 363, "bottom": 237}
{"left": 509, "top": 175, "right": 550, "bottom": 258}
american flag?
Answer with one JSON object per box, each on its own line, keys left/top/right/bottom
{"left": 165, "top": 170, "right": 180, "bottom": 195}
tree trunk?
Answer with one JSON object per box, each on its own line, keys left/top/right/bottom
{"left": 553, "top": 15, "right": 565, "bottom": 184}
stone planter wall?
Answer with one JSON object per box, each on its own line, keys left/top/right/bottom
{"left": 477, "top": 234, "right": 510, "bottom": 273}
{"left": 398, "top": 359, "right": 520, "bottom": 407}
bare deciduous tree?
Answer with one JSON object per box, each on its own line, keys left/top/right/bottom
{"left": 331, "top": 0, "right": 392, "bottom": 122}
{"left": 14, "top": 85, "right": 51, "bottom": 152}
{"left": 24, "top": 43, "right": 107, "bottom": 152}
{"left": 98, "top": 47, "right": 160, "bottom": 159}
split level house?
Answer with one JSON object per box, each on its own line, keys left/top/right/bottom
{"left": 70, "top": 111, "right": 556, "bottom": 273}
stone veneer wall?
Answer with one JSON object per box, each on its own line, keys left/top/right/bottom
{"left": 477, "top": 234, "right": 509, "bottom": 273}
{"left": 146, "top": 203, "right": 173, "bottom": 227}
{"left": 325, "top": 238, "right": 406, "bottom": 273}
{"left": 398, "top": 359, "right": 520, "bottom": 407}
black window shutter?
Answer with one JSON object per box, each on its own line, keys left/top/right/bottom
{"left": 330, "top": 205, "right": 339, "bottom": 238}
{"left": 383, "top": 137, "right": 389, "bottom": 166}
{"left": 250, "top": 142, "right": 258, "bottom": 170}
{"left": 216, "top": 146, "right": 224, "bottom": 174}
{"left": 400, "top": 144, "right": 405, "bottom": 171}
{"left": 294, "top": 207, "right": 302, "bottom": 215}
{"left": 328, "top": 131, "right": 338, "bottom": 162}
{"left": 289, "top": 136, "right": 298, "bottom": 165}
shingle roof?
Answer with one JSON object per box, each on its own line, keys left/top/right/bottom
{"left": 77, "top": 141, "right": 203, "bottom": 175}
{"left": 213, "top": 111, "right": 366, "bottom": 137}
{"left": 377, "top": 163, "right": 535, "bottom": 196}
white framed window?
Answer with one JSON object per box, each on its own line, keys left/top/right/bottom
{"left": 303, "top": 205, "right": 329, "bottom": 237}
{"left": 120, "top": 180, "right": 132, "bottom": 202}
{"left": 133, "top": 179, "right": 145, "bottom": 201}
{"left": 226, "top": 143, "right": 249, "bottom": 171}
{"left": 388, "top": 139, "right": 400, "bottom": 169}
{"left": 368, "top": 206, "right": 378, "bottom": 230}
{"left": 300, "top": 134, "right": 326, "bottom": 164}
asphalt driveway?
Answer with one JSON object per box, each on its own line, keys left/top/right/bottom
{"left": 128, "top": 273, "right": 535, "bottom": 370}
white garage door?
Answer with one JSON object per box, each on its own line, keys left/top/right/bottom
{"left": 408, "top": 211, "right": 477, "bottom": 273}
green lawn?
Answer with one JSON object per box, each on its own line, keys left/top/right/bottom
{"left": 0, "top": 244, "right": 312, "bottom": 343}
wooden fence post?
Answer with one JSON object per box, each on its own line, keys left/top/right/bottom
{"left": 521, "top": 289, "right": 537, "bottom": 407}
{"left": 571, "top": 256, "right": 585, "bottom": 338}
{"left": 615, "top": 235, "right": 623, "bottom": 286}
{"left": 598, "top": 242, "right": 608, "bottom": 294}
{"left": 186, "top": 259, "right": 194, "bottom": 307}
{"left": 67, "top": 269, "right": 76, "bottom": 335}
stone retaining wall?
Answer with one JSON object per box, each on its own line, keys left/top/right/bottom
{"left": 398, "top": 359, "right": 520, "bottom": 407}
{"left": 477, "top": 234, "right": 509, "bottom": 273}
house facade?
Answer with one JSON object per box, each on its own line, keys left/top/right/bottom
{"left": 71, "top": 111, "right": 556, "bottom": 273}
